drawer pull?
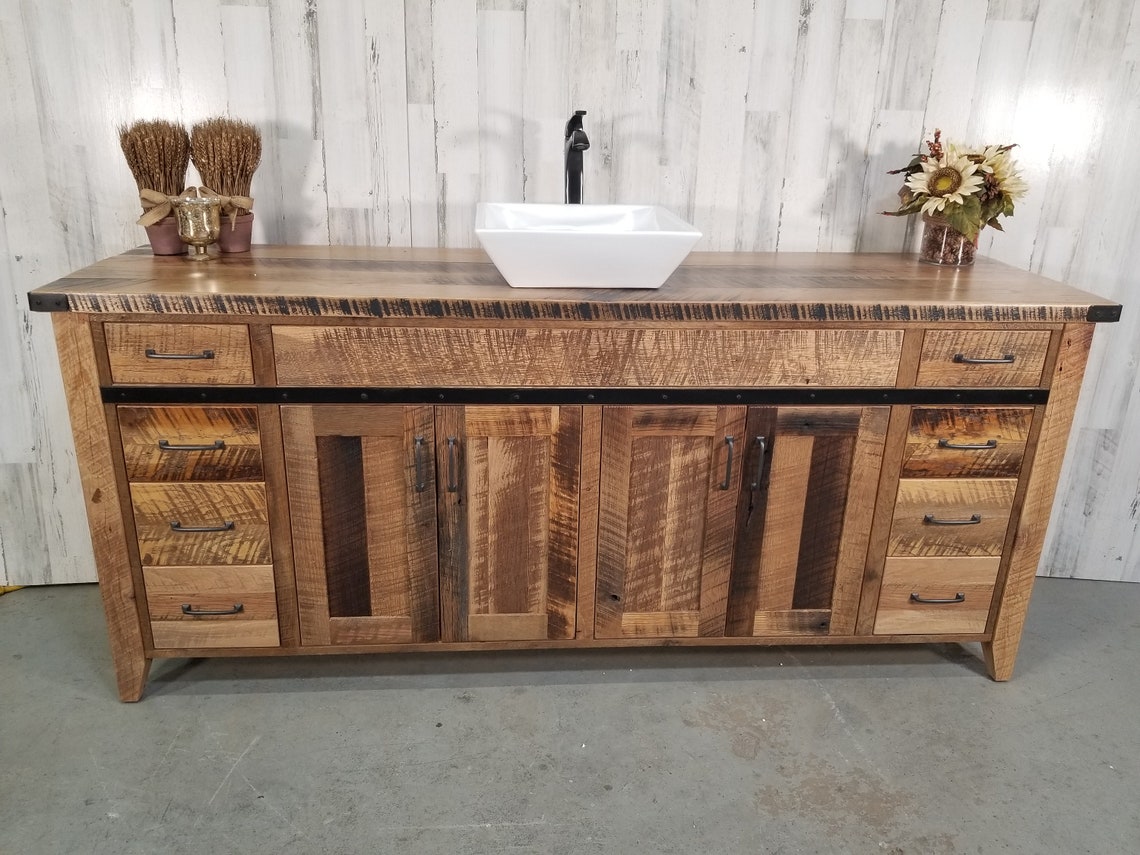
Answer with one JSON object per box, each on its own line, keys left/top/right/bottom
{"left": 923, "top": 513, "right": 981, "bottom": 526}
{"left": 169, "top": 520, "right": 235, "bottom": 533}
{"left": 953, "top": 353, "right": 1015, "bottom": 365}
{"left": 937, "top": 438, "right": 998, "bottom": 450}
{"left": 446, "top": 437, "right": 459, "bottom": 493}
{"left": 413, "top": 435, "right": 427, "bottom": 493}
{"left": 719, "top": 436, "right": 735, "bottom": 490}
{"left": 144, "top": 347, "right": 216, "bottom": 360}
{"left": 157, "top": 439, "right": 227, "bottom": 452}
{"left": 181, "top": 602, "right": 244, "bottom": 616}
{"left": 750, "top": 435, "right": 768, "bottom": 490}
{"left": 909, "top": 592, "right": 966, "bottom": 605}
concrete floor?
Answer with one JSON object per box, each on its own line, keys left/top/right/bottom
{"left": 1, "top": 579, "right": 1137, "bottom": 855}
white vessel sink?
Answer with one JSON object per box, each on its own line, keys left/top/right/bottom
{"left": 475, "top": 203, "right": 701, "bottom": 289}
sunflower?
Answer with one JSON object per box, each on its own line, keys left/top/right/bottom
{"left": 977, "top": 145, "right": 1028, "bottom": 202}
{"left": 904, "top": 149, "right": 985, "bottom": 216}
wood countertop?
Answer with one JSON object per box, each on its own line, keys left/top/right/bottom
{"left": 28, "top": 245, "right": 1121, "bottom": 324}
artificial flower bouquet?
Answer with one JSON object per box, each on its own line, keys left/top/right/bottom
{"left": 885, "top": 129, "right": 1028, "bottom": 241}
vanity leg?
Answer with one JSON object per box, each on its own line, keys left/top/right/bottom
{"left": 54, "top": 314, "right": 152, "bottom": 702}
{"left": 985, "top": 324, "right": 1092, "bottom": 682}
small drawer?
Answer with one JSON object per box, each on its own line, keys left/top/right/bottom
{"left": 874, "top": 556, "right": 1000, "bottom": 634}
{"left": 272, "top": 326, "right": 904, "bottom": 387}
{"left": 130, "top": 482, "right": 271, "bottom": 566}
{"left": 144, "top": 565, "right": 280, "bottom": 648}
{"left": 105, "top": 323, "right": 254, "bottom": 385}
{"left": 119, "top": 406, "right": 263, "bottom": 482}
{"left": 915, "top": 330, "right": 1050, "bottom": 387}
{"left": 888, "top": 478, "right": 1016, "bottom": 557}
{"left": 901, "top": 407, "right": 1032, "bottom": 478}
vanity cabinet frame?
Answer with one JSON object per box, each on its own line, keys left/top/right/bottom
{"left": 32, "top": 247, "right": 1118, "bottom": 700}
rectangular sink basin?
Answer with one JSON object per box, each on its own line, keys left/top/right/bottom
{"left": 475, "top": 203, "right": 701, "bottom": 289}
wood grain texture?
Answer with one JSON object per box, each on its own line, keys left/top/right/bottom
{"left": 901, "top": 407, "right": 1033, "bottom": 478}
{"left": 985, "top": 324, "right": 1095, "bottom": 679}
{"left": 256, "top": 403, "right": 300, "bottom": 647}
{"left": 104, "top": 323, "right": 253, "bottom": 385}
{"left": 118, "top": 406, "right": 262, "bottom": 481}
{"left": 273, "top": 325, "right": 903, "bottom": 387}
{"left": 915, "top": 330, "right": 1051, "bottom": 387}
{"left": 51, "top": 314, "right": 151, "bottom": 700}
{"left": 575, "top": 407, "right": 603, "bottom": 641}
{"left": 889, "top": 479, "right": 1017, "bottom": 557}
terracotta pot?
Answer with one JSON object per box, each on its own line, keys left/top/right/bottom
{"left": 919, "top": 215, "right": 977, "bottom": 266}
{"left": 217, "top": 212, "right": 254, "bottom": 253}
{"left": 143, "top": 216, "right": 185, "bottom": 256}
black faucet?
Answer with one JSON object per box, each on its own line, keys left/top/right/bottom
{"left": 564, "top": 110, "right": 590, "bottom": 204}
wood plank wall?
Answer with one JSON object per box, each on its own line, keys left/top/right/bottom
{"left": 1, "top": 0, "right": 1137, "bottom": 584}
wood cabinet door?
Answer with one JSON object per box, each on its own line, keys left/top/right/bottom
{"left": 282, "top": 405, "right": 440, "bottom": 646}
{"left": 437, "top": 406, "right": 581, "bottom": 642}
{"left": 595, "top": 406, "right": 747, "bottom": 639}
{"left": 726, "top": 406, "right": 889, "bottom": 637}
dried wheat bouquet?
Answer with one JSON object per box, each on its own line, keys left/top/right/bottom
{"left": 190, "top": 118, "right": 261, "bottom": 216}
{"left": 118, "top": 120, "right": 191, "bottom": 203}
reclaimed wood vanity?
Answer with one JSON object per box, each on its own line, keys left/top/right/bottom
{"left": 29, "top": 246, "right": 1120, "bottom": 700}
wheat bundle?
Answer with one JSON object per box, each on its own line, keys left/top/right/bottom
{"left": 118, "top": 120, "right": 191, "bottom": 203}
{"left": 190, "top": 118, "right": 261, "bottom": 215}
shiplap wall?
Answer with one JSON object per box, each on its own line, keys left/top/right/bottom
{"left": 1, "top": 0, "right": 1138, "bottom": 585}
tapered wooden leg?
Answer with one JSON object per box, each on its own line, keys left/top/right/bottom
{"left": 54, "top": 314, "right": 151, "bottom": 701}
{"left": 985, "top": 325, "right": 1092, "bottom": 682}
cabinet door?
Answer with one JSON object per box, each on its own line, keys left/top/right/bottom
{"left": 595, "top": 406, "right": 747, "bottom": 638}
{"left": 437, "top": 406, "right": 581, "bottom": 642}
{"left": 726, "top": 406, "right": 889, "bottom": 637}
{"left": 282, "top": 405, "right": 440, "bottom": 645}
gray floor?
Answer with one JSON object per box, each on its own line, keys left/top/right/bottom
{"left": 1, "top": 580, "right": 1137, "bottom": 855}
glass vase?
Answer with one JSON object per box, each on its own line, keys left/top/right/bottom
{"left": 919, "top": 215, "right": 976, "bottom": 266}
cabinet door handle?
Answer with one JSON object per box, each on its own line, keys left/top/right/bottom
{"left": 937, "top": 438, "right": 998, "bottom": 450}
{"left": 144, "top": 348, "right": 216, "bottom": 360}
{"left": 157, "top": 439, "right": 226, "bottom": 452}
{"left": 953, "top": 352, "right": 1015, "bottom": 365}
{"left": 446, "top": 436, "right": 459, "bottom": 492}
{"left": 719, "top": 436, "right": 735, "bottom": 490}
{"left": 169, "top": 520, "right": 235, "bottom": 533}
{"left": 181, "top": 603, "right": 244, "bottom": 616}
{"left": 923, "top": 513, "right": 981, "bottom": 526}
{"left": 413, "top": 435, "right": 427, "bottom": 492}
{"left": 909, "top": 592, "right": 966, "bottom": 605}
{"left": 750, "top": 435, "right": 768, "bottom": 490}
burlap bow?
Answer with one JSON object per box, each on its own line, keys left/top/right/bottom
{"left": 137, "top": 186, "right": 254, "bottom": 230}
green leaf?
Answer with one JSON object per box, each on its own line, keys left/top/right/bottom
{"left": 944, "top": 195, "right": 982, "bottom": 241}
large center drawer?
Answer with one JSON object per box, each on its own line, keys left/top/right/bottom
{"left": 271, "top": 326, "right": 904, "bottom": 387}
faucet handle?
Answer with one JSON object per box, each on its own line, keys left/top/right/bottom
{"left": 566, "top": 109, "right": 587, "bottom": 137}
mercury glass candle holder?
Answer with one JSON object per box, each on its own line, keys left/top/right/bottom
{"left": 171, "top": 195, "right": 222, "bottom": 260}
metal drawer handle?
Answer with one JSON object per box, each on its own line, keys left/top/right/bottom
{"left": 181, "top": 603, "right": 244, "bottom": 616}
{"left": 750, "top": 435, "right": 768, "bottom": 490}
{"left": 413, "top": 435, "right": 427, "bottom": 492}
{"left": 719, "top": 436, "right": 735, "bottom": 490}
{"left": 446, "top": 437, "right": 459, "bottom": 493}
{"left": 157, "top": 439, "right": 226, "bottom": 452}
{"left": 937, "top": 438, "right": 998, "bottom": 450}
{"left": 953, "top": 353, "right": 1015, "bottom": 365}
{"left": 910, "top": 592, "right": 966, "bottom": 605}
{"left": 144, "top": 348, "right": 216, "bottom": 360}
{"left": 169, "top": 520, "right": 235, "bottom": 533}
{"left": 923, "top": 513, "right": 981, "bottom": 526}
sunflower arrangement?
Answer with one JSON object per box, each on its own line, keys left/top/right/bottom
{"left": 885, "top": 129, "right": 1028, "bottom": 241}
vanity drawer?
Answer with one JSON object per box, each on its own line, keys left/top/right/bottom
{"left": 144, "top": 565, "right": 280, "bottom": 648}
{"left": 105, "top": 323, "right": 254, "bottom": 385}
{"left": 888, "top": 478, "right": 1016, "bottom": 557}
{"left": 873, "top": 556, "right": 1000, "bottom": 635}
{"left": 915, "top": 330, "right": 1050, "bottom": 387}
{"left": 901, "top": 407, "right": 1032, "bottom": 478}
{"left": 272, "top": 326, "right": 904, "bottom": 387}
{"left": 119, "top": 406, "right": 263, "bottom": 482}
{"left": 130, "top": 482, "right": 271, "bottom": 566}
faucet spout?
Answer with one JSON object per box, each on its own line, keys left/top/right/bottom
{"left": 564, "top": 110, "right": 590, "bottom": 204}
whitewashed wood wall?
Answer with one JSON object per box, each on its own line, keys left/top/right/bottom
{"left": 1, "top": 0, "right": 1137, "bottom": 585}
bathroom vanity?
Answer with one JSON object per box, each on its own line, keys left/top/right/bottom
{"left": 29, "top": 246, "right": 1119, "bottom": 700}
